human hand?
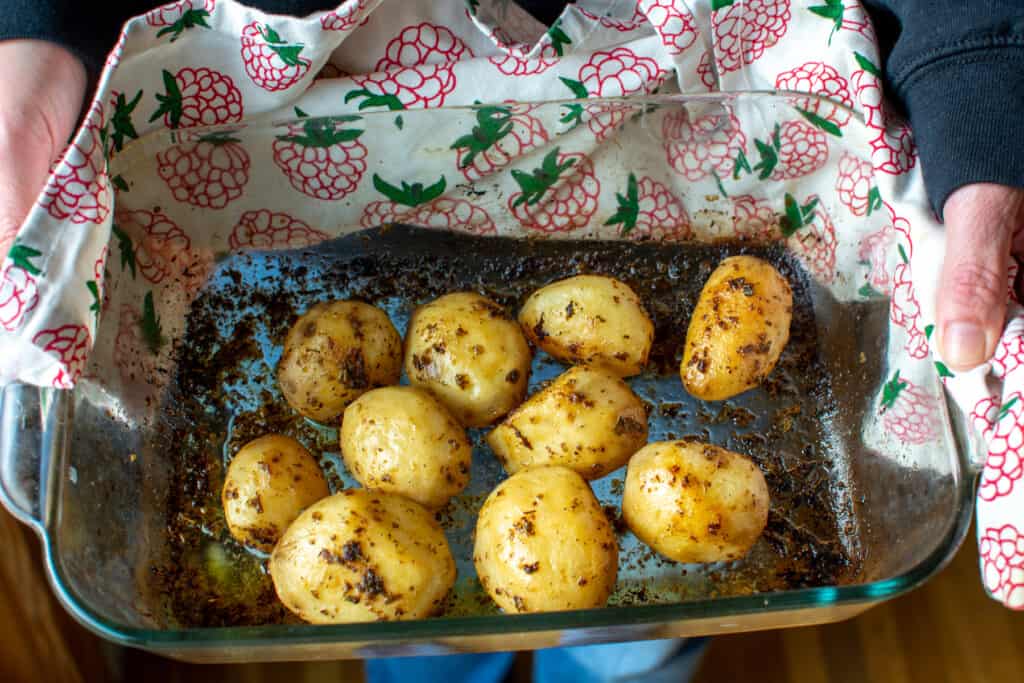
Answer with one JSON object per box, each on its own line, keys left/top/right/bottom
{"left": 936, "top": 183, "right": 1024, "bottom": 371}
{"left": 0, "top": 40, "right": 86, "bottom": 256}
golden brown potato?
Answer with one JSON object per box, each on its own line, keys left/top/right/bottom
{"left": 518, "top": 275, "right": 653, "bottom": 377}
{"left": 222, "top": 434, "right": 329, "bottom": 552}
{"left": 623, "top": 440, "right": 770, "bottom": 563}
{"left": 270, "top": 489, "right": 456, "bottom": 624}
{"left": 277, "top": 300, "right": 402, "bottom": 423}
{"left": 341, "top": 386, "right": 471, "bottom": 509}
{"left": 681, "top": 256, "right": 792, "bottom": 401}
{"left": 404, "top": 292, "right": 531, "bottom": 427}
{"left": 473, "top": 466, "right": 617, "bottom": 613}
{"left": 486, "top": 365, "right": 647, "bottom": 480}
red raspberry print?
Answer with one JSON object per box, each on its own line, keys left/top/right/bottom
{"left": 2, "top": 244, "right": 43, "bottom": 331}
{"left": 157, "top": 131, "right": 250, "bottom": 209}
{"left": 971, "top": 394, "right": 1001, "bottom": 437}
{"left": 115, "top": 209, "right": 192, "bottom": 285}
{"left": 883, "top": 200, "right": 912, "bottom": 247}
{"left": 576, "top": 5, "right": 647, "bottom": 32}
{"left": 663, "top": 109, "right": 746, "bottom": 181}
{"left": 146, "top": 0, "right": 213, "bottom": 41}
{"left": 0, "top": 266, "right": 39, "bottom": 332}
{"left": 879, "top": 370, "right": 939, "bottom": 445}
{"left": 489, "top": 43, "right": 558, "bottom": 76}
{"left": 229, "top": 210, "right": 329, "bottom": 250}
{"left": 240, "top": 23, "right": 311, "bottom": 92}
{"left": 787, "top": 195, "right": 837, "bottom": 284}
{"left": 403, "top": 199, "right": 496, "bottom": 236}
{"left": 452, "top": 105, "right": 549, "bottom": 182}
{"left": 850, "top": 65, "right": 917, "bottom": 176}
{"left": 640, "top": 0, "right": 698, "bottom": 55}
{"left": 774, "top": 62, "right": 853, "bottom": 128}
{"left": 349, "top": 64, "right": 457, "bottom": 109}
{"left": 840, "top": 2, "right": 876, "bottom": 41}
{"left": 359, "top": 175, "right": 496, "bottom": 236}
{"left": 836, "top": 152, "right": 880, "bottom": 216}
{"left": 712, "top": 0, "right": 791, "bottom": 74}
{"left": 149, "top": 67, "right": 243, "bottom": 129}
{"left": 696, "top": 50, "right": 716, "bottom": 91}
{"left": 977, "top": 394, "right": 1024, "bottom": 502}
{"left": 980, "top": 525, "right": 1024, "bottom": 609}
{"left": 377, "top": 23, "right": 471, "bottom": 69}
{"left": 42, "top": 104, "right": 110, "bottom": 225}
{"left": 606, "top": 173, "right": 691, "bottom": 240}
{"left": 320, "top": 0, "right": 372, "bottom": 32}
{"left": 272, "top": 115, "right": 367, "bottom": 201}
{"left": 993, "top": 330, "right": 1024, "bottom": 379}
{"left": 890, "top": 261, "right": 929, "bottom": 359}
{"left": 571, "top": 47, "right": 667, "bottom": 141}
{"left": 579, "top": 47, "right": 666, "bottom": 97}
{"left": 857, "top": 222, "right": 896, "bottom": 295}
{"left": 748, "top": 120, "right": 828, "bottom": 181}
{"left": 732, "top": 194, "right": 779, "bottom": 241}
{"left": 508, "top": 149, "right": 600, "bottom": 234}
{"left": 34, "top": 324, "right": 90, "bottom": 389}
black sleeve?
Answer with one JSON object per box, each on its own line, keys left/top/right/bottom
{"left": 863, "top": 0, "right": 1024, "bottom": 217}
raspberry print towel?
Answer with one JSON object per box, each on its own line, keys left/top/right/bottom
{"left": 0, "top": 0, "right": 1019, "bottom": 609}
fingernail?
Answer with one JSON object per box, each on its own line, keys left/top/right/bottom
{"left": 943, "top": 322, "right": 988, "bottom": 368}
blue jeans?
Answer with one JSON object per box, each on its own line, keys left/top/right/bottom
{"left": 365, "top": 638, "right": 709, "bottom": 683}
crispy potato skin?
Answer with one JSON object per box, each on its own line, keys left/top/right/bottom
{"left": 681, "top": 256, "right": 792, "bottom": 401}
{"left": 486, "top": 365, "right": 647, "bottom": 480}
{"left": 270, "top": 490, "right": 456, "bottom": 624}
{"left": 222, "top": 435, "right": 329, "bottom": 552}
{"left": 623, "top": 441, "right": 770, "bottom": 563}
{"left": 404, "top": 292, "right": 531, "bottom": 427}
{"left": 518, "top": 275, "right": 654, "bottom": 377}
{"left": 277, "top": 300, "right": 402, "bottom": 423}
{"left": 341, "top": 386, "right": 471, "bottom": 509}
{"left": 473, "top": 466, "right": 618, "bottom": 613}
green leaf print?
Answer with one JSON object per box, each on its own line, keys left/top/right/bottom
{"left": 141, "top": 291, "right": 164, "bottom": 354}
{"left": 546, "top": 20, "right": 572, "bottom": 57}
{"left": 796, "top": 108, "right": 843, "bottom": 137}
{"left": 7, "top": 244, "right": 43, "bottom": 276}
{"left": 880, "top": 370, "right": 908, "bottom": 412}
{"left": 111, "top": 224, "right": 136, "bottom": 279}
{"left": 854, "top": 52, "right": 882, "bottom": 78}
{"left": 372, "top": 174, "right": 447, "bottom": 207}
{"left": 156, "top": 8, "right": 211, "bottom": 42}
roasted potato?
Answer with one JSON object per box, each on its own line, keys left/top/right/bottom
{"left": 486, "top": 365, "right": 647, "bottom": 480}
{"left": 518, "top": 275, "right": 653, "bottom": 376}
{"left": 623, "top": 440, "right": 770, "bottom": 563}
{"left": 473, "top": 466, "right": 617, "bottom": 613}
{"left": 681, "top": 256, "right": 792, "bottom": 401}
{"left": 404, "top": 292, "right": 531, "bottom": 427}
{"left": 277, "top": 300, "right": 403, "bottom": 423}
{"left": 341, "top": 386, "right": 471, "bottom": 509}
{"left": 270, "top": 489, "right": 456, "bottom": 624}
{"left": 222, "top": 434, "right": 329, "bottom": 552}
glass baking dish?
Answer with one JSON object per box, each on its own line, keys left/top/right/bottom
{"left": 0, "top": 93, "right": 981, "bottom": 662}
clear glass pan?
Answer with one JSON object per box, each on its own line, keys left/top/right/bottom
{"left": 0, "top": 93, "right": 980, "bottom": 662}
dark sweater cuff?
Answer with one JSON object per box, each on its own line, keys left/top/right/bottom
{"left": 899, "top": 46, "right": 1024, "bottom": 219}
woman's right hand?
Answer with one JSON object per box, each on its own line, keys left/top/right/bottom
{"left": 0, "top": 40, "right": 86, "bottom": 255}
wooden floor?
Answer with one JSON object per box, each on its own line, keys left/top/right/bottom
{"left": 4, "top": 505, "right": 1023, "bottom": 683}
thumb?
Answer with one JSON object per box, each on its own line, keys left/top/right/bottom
{"left": 936, "top": 184, "right": 1018, "bottom": 371}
